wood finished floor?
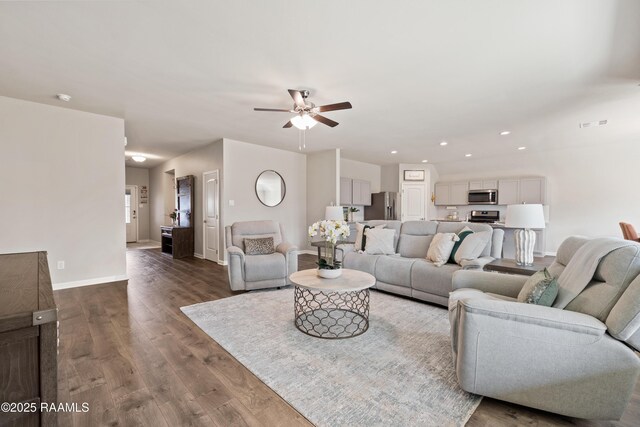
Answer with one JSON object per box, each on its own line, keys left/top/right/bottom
{"left": 54, "top": 250, "right": 640, "bottom": 427}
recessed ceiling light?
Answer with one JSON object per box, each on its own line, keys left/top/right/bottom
{"left": 465, "top": 153, "right": 472, "bottom": 157}
{"left": 391, "top": 150, "right": 398, "bottom": 154}
{"left": 131, "top": 155, "right": 147, "bottom": 162}
{"left": 439, "top": 141, "right": 448, "bottom": 146}
{"left": 499, "top": 130, "right": 511, "bottom": 136}
{"left": 518, "top": 146, "right": 527, "bottom": 150}
{"left": 421, "top": 159, "right": 428, "bottom": 163}
{"left": 56, "top": 93, "right": 72, "bottom": 102}
{"left": 579, "top": 120, "right": 607, "bottom": 128}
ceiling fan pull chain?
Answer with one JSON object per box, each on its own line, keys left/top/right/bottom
{"left": 303, "top": 129, "right": 306, "bottom": 149}
{"left": 298, "top": 129, "right": 302, "bottom": 151}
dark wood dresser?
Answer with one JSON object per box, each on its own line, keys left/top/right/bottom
{"left": 0, "top": 252, "right": 58, "bottom": 426}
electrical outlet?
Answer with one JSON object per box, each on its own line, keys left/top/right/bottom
{"left": 57, "top": 261, "right": 65, "bottom": 270}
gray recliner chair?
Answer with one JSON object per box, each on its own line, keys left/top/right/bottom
{"left": 225, "top": 220, "right": 298, "bottom": 291}
{"left": 448, "top": 236, "right": 640, "bottom": 420}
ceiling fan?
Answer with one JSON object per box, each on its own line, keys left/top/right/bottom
{"left": 254, "top": 89, "right": 352, "bottom": 129}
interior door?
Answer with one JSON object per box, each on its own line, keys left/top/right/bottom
{"left": 203, "top": 171, "right": 219, "bottom": 262}
{"left": 401, "top": 183, "right": 425, "bottom": 221}
{"left": 125, "top": 185, "right": 138, "bottom": 243}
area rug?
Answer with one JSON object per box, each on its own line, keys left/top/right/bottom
{"left": 181, "top": 288, "right": 481, "bottom": 426}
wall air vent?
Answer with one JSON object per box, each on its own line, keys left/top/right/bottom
{"left": 579, "top": 120, "right": 608, "bottom": 128}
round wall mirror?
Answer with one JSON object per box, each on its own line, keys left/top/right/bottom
{"left": 255, "top": 170, "right": 286, "bottom": 207}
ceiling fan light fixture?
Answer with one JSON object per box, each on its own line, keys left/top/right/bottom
{"left": 131, "top": 155, "right": 147, "bottom": 163}
{"left": 291, "top": 114, "right": 317, "bottom": 130}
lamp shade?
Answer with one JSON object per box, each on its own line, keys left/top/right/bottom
{"left": 505, "top": 204, "right": 546, "bottom": 229}
{"left": 291, "top": 114, "right": 318, "bottom": 130}
{"left": 325, "top": 206, "right": 344, "bottom": 221}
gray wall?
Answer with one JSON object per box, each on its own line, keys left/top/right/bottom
{"left": 0, "top": 96, "right": 126, "bottom": 287}
{"left": 306, "top": 150, "right": 340, "bottom": 249}
{"left": 223, "top": 138, "right": 307, "bottom": 255}
{"left": 125, "top": 166, "right": 150, "bottom": 241}
{"left": 149, "top": 140, "right": 224, "bottom": 258}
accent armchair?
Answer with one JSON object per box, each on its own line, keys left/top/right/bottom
{"left": 620, "top": 222, "right": 640, "bottom": 242}
{"left": 225, "top": 220, "right": 298, "bottom": 291}
{"left": 448, "top": 236, "right": 640, "bottom": 420}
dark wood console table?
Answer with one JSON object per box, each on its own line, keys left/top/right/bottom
{"left": 484, "top": 256, "right": 554, "bottom": 276}
{"left": 161, "top": 226, "right": 194, "bottom": 259}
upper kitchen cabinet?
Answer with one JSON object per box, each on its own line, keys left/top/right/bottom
{"left": 340, "top": 177, "right": 353, "bottom": 205}
{"left": 352, "top": 179, "right": 372, "bottom": 206}
{"left": 434, "top": 183, "right": 450, "bottom": 206}
{"left": 434, "top": 182, "right": 468, "bottom": 206}
{"left": 519, "top": 177, "right": 546, "bottom": 204}
{"left": 498, "top": 179, "right": 520, "bottom": 205}
{"left": 450, "top": 182, "right": 469, "bottom": 205}
{"left": 469, "top": 179, "right": 498, "bottom": 190}
{"left": 341, "top": 177, "right": 372, "bottom": 206}
{"left": 499, "top": 177, "right": 546, "bottom": 205}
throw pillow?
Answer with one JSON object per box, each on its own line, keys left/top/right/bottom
{"left": 244, "top": 237, "right": 275, "bottom": 255}
{"left": 518, "top": 268, "right": 559, "bottom": 306}
{"left": 454, "top": 230, "right": 492, "bottom": 265}
{"left": 363, "top": 228, "right": 396, "bottom": 255}
{"left": 426, "top": 233, "right": 460, "bottom": 267}
{"left": 449, "top": 226, "right": 474, "bottom": 264}
{"left": 355, "top": 223, "right": 386, "bottom": 251}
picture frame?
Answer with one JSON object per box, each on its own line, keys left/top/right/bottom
{"left": 403, "top": 170, "right": 425, "bottom": 181}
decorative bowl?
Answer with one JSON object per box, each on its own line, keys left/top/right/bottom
{"left": 317, "top": 268, "right": 342, "bottom": 279}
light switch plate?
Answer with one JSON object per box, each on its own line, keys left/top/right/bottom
{"left": 229, "top": 200, "right": 235, "bottom": 207}
{"left": 57, "top": 261, "right": 65, "bottom": 270}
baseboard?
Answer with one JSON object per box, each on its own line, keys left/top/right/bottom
{"left": 53, "top": 274, "right": 129, "bottom": 290}
{"left": 194, "top": 252, "right": 204, "bottom": 259}
{"left": 298, "top": 250, "right": 316, "bottom": 255}
{"left": 217, "top": 260, "right": 228, "bottom": 266}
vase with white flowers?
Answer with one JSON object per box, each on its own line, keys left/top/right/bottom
{"left": 308, "top": 220, "right": 351, "bottom": 278}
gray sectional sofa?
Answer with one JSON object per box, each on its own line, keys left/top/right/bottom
{"left": 340, "top": 220, "right": 504, "bottom": 306}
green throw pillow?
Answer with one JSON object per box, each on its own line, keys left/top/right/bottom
{"left": 448, "top": 230, "right": 474, "bottom": 264}
{"left": 517, "top": 268, "right": 559, "bottom": 306}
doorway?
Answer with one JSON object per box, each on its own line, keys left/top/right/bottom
{"left": 401, "top": 183, "right": 426, "bottom": 221}
{"left": 203, "top": 170, "right": 220, "bottom": 262}
{"left": 125, "top": 185, "right": 139, "bottom": 243}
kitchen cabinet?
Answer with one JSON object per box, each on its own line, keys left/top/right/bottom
{"left": 498, "top": 179, "right": 520, "bottom": 205}
{"left": 340, "top": 177, "right": 353, "bottom": 205}
{"left": 352, "top": 179, "right": 371, "bottom": 206}
{"left": 434, "top": 183, "right": 450, "bottom": 206}
{"left": 469, "top": 180, "right": 498, "bottom": 190}
{"left": 519, "top": 177, "right": 546, "bottom": 204}
{"left": 450, "top": 182, "right": 469, "bottom": 205}
{"left": 340, "top": 178, "right": 371, "bottom": 206}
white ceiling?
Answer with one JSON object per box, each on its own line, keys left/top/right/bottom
{"left": 1, "top": 0, "right": 639, "bottom": 168}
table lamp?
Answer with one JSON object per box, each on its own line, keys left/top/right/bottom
{"left": 505, "top": 204, "right": 546, "bottom": 266}
{"left": 325, "top": 205, "right": 344, "bottom": 221}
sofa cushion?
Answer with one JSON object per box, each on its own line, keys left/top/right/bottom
{"left": 517, "top": 268, "right": 558, "bottom": 306}
{"left": 364, "top": 228, "right": 396, "bottom": 255}
{"left": 412, "top": 260, "right": 461, "bottom": 297}
{"left": 244, "top": 237, "right": 275, "bottom": 255}
{"left": 427, "top": 233, "right": 459, "bottom": 267}
{"left": 436, "top": 222, "right": 494, "bottom": 257}
{"left": 398, "top": 234, "right": 434, "bottom": 258}
{"left": 244, "top": 253, "right": 286, "bottom": 281}
{"left": 231, "top": 220, "right": 283, "bottom": 249}
{"left": 355, "top": 223, "right": 386, "bottom": 251}
{"left": 607, "top": 273, "right": 640, "bottom": 351}
{"left": 343, "top": 252, "right": 380, "bottom": 276}
{"left": 454, "top": 230, "right": 492, "bottom": 264}
{"left": 375, "top": 256, "right": 416, "bottom": 288}
{"left": 366, "top": 220, "right": 402, "bottom": 251}
{"left": 400, "top": 220, "right": 439, "bottom": 236}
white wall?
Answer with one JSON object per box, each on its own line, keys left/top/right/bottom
{"left": 306, "top": 149, "right": 340, "bottom": 248}
{"left": 223, "top": 138, "right": 307, "bottom": 254}
{"left": 125, "top": 166, "right": 150, "bottom": 241}
{"left": 380, "top": 164, "right": 400, "bottom": 192}
{"left": 434, "top": 141, "right": 640, "bottom": 252}
{"left": 0, "top": 96, "right": 126, "bottom": 288}
{"left": 150, "top": 140, "right": 224, "bottom": 259}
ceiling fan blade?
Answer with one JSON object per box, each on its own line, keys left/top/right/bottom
{"left": 288, "top": 89, "right": 307, "bottom": 109}
{"left": 312, "top": 114, "right": 339, "bottom": 127}
{"left": 283, "top": 121, "right": 293, "bottom": 128}
{"left": 317, "top": 102, "right": 352, "bottom": 112}
{"left": 254, "top": 107, "right": 293, "bottom": 112}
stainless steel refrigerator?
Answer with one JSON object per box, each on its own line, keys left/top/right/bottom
{"left": 364, "top": 192, "right": 400, "bottom": 220}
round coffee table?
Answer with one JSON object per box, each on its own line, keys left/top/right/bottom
{"left": 289, "top": 269, "right": 375, "bottom": 339}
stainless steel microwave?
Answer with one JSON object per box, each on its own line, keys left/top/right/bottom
{"left": 468, "top": 189, "right": 498, "bottom": 205}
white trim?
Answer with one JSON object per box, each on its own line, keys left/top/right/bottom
{"left": 217, "top": 260, "right": 228, "bottom": 266}
{"left": 53, "top": 274, "right": 129, "bottom": 290}
{"left": 202, "top": 169, "right": 221, "bottom": 264}
{"left": 194, "top": 252, "right": 204, "bottom": 259}
{"left": 298, "top": 249, "right": 316, "bottom": 255}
